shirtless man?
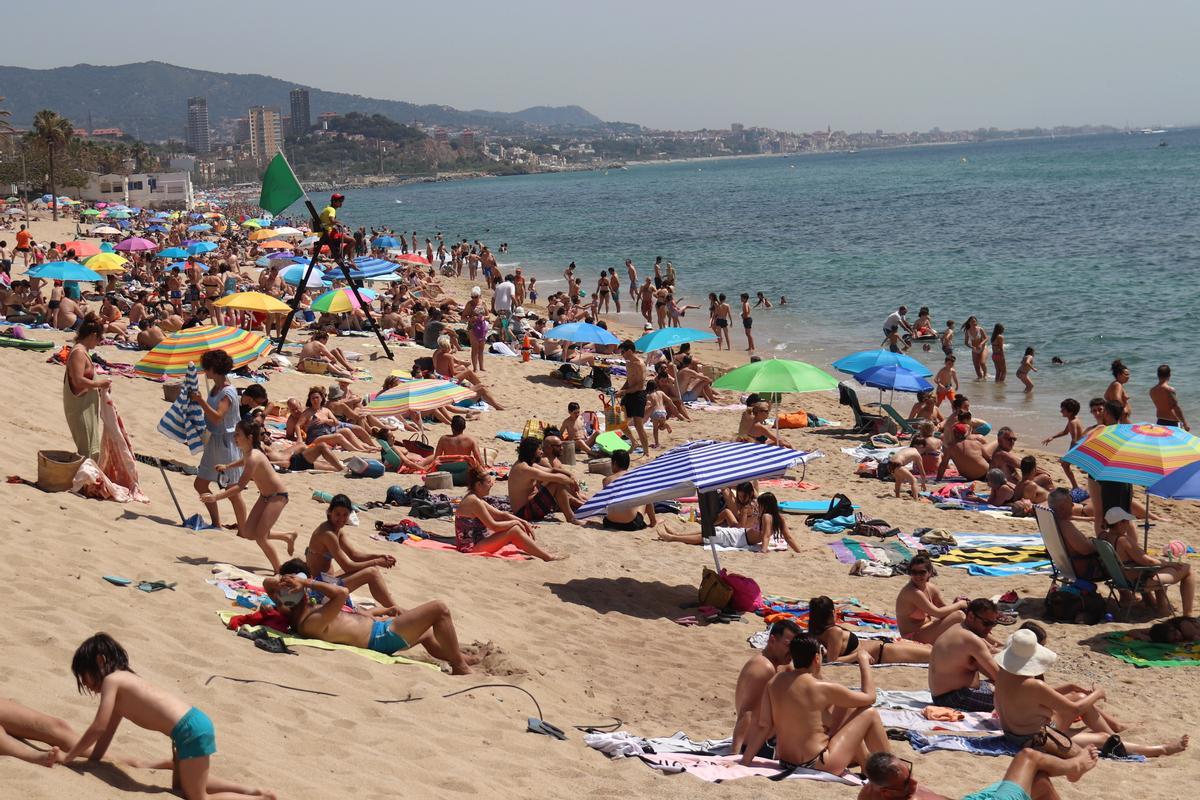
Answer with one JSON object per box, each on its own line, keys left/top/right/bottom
{"left": 625, "top": 259, "right": 638, "bottom": 302}
{"left": 945, "top": 423, "right": 990, "bottom": 481}
{"left": 995, "top": 629, "right": 1189, "bottom": 759}
{"left": 637, "top": 277, "right": 654, "bottom": 323}
{"left": 740, "top": 292, "right": 755, "bottom": 351}
{"left": 986, "top": 427, "right": 1022, "bottom": 481}
{"left": 600, "top": 449, "right": 657, "bottom": 531}
{"left": 677, "top": 356, "right": 716, "bottom": 403}
{"left": 1013, "top": 456, "right": 1052, "bottom": 504}
{"left": 509, "top": 436, "right": 583, "bottom": 524}
{"left": 617, "top": 340, "right": 651, "bottom": 455}
{"left": 896, "top": 553, "right": 967, "bottom": 643}
{"left": 425, "top": 414, "right": 484, "bottom": 468}
{"left": 858, "top": 748, "right": 1098, "bottom": 800}
{"left": 267, "top": 560, "right": 479, "bottom": 675}
{"left": 740, "top": 635, "right": 890, "bottom": 776}
{"left": 136, "top": 318, "right": 166, "bottom": 349}
{"left": 929, "top": 599, "right": 1001, "bottom": 712}
{"left": 53, "top": 293, "right": 82, "bottom": 330}
{"left": 300, "top": 329, "right": 354, "bottom": 378}
{"left": 732, "top": 620, "right": 801, "bottom": 755}
{"left": 1150, "top": 364, "right": 1189, "bottom": 430}
{"left": 880, "top": 437, "right": 935, "bottom": 499}
{"left": 712, "top": 294, "right": 732, "bottom": 350}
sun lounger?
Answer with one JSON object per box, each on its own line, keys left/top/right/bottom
{"left": 1033, "top": 504, "right": 1077, "bottom": 590}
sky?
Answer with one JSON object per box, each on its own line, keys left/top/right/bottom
{"left": 7, "top": 0, "right": 1199, "bottom": 132}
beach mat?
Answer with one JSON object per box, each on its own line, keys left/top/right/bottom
{"left": 216, "top": 611, "right": 438, "bottom": 669}
{"left": 906, "top": 730, "right": 1144, "bottom": 762}
{"left": 637, "top": 753, "right": 861, "bottom": 784}
{"left": 402, "top": 538, "right": 531, "bottom": 560}
{"left": 779, "top": 499, "right": 860, "bottom": 514}
{"left": 1103, "top": 632, "right": 1200, "bottom": 668}
{"left": 932, "top": 545, "right": 1048, "bottom": 566}
{"left": 827, "top": 538, "right": 914, "bottom": 565}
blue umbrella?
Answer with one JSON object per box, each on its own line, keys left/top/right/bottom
{"left": 371, "top": 235, "right": 399, "bottom": 248}
{"left": 544, "top": 321, "right": 620, "bottom": 346}
{"left": 187, "top": 223, "right": 212, "bottom": 232}
{"left": 634, "top": 326, "right": 717, "bottom": 352}
{"left": 1148, "top": 459, "right": 1200, "bottom": 501}
{"left": 832, "top": 348, "right": 932, "bottom": 377}
{"left": 157, "top": 247, "right": 190, "bottom": 259}
{"left": 281, "top": 263, "right": 331, "bottom": 287}
{"left": 165, "top": 261, "right": 208, "bottom": 272}
{"left": 147, "top": 224, "right": 168, "bottom": 233}
{"left": 187, "top": 241, "right": 218, "bottom": 255}
{"left": 346, "top": 256, "right": 401, "bottom": 279}
{"left": 853, "top": 364, "right": 934, "bottom": 393}
{"left": 29, "top": 261, "right": 103, "bottom": 281}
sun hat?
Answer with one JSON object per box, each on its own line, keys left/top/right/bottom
{"left": 998, "top": 628, "right": 1057, "bottom": 676}
{"left": 1104, "top": 507, "right": 1136, "bottom": 525}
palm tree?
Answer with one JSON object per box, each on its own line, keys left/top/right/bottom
{"left": 129, "top": 141, "right": 151, "bottom": 173}
{"left": 31, "top": 109, "right": 73, "bottom": 221}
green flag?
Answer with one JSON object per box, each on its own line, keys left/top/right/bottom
{"left": 259, "top": 153, "right": 303, "bottom": 215}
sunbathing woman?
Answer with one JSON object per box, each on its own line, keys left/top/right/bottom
{"left": 202, "top": 420, "right": 297, "bottom": 572}
{"left": 739, "top": 401, "right": 793, "bottom": 448}
{"left": 895, "top": 553, "right": 967, "bottom": 643}
{"left": 284, "top": 397, "right": 374, "bottom": 453}
{"left": 433, "top": 335, "right": 505, "bottom": 409}
{"left": 295, "top": 386, "right": 377, "bottom": 450}
{"left": 304, "top": 494, "right": 400, "bottom": 609}
{"left": 809, "top": 596, "right": 931, "bottom": 665}
{"left": 455, "top": 466, "right": 564, "bottom": 561}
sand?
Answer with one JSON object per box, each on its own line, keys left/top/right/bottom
{"left": 0, "top": 215, "right": 1195, "bottom": 799}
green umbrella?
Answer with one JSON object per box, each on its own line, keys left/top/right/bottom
{"left": 712, "top": 359, "right": 839, "bottom": 393}
{"left": 81, "top": 208, "right": 102, "bottom": 216}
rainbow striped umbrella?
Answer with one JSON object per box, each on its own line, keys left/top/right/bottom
{"left": 1063, "top": 423, "right": 1200, "bottom": 486}
{"left": 310, "top": 287, "right": 378, "bottom": 314}
{"left": 365, "top": 379, "right": 476, "bottom": 414}
{"left": 134, "top": 325, "right": 270, "bottom": 378}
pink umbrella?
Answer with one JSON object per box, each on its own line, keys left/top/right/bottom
{"left": 115, "top": 237, "right": 156, "bottom": 252}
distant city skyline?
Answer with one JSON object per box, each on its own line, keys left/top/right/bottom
{"left": 6, "top": 1, "right": 1200, "bottom": 133}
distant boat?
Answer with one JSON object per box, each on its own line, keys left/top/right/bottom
{"left": 395, "top": 199, "right": 403, "bottom": 203}
{"left": 1159, "top": 140, "right": 1169, "bottom": 147}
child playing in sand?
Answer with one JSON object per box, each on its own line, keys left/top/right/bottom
{"left": 202, "top": 419, "right": 296, "bottom": 573}
{"left": 1042, "top": 398, "right": 1085, "bottom": 488}
{"left": 58, "top": 633, "right": 274, "bottom": 799}
{"left": 645, "top": 380, "right": 672, "bottom": 448}
{"left": 1017, "top": 347, "right": 1037, "bottom": 392}
{"left": 880, "top": 437, "right": 935, "bottom": 499}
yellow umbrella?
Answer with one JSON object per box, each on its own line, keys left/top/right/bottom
{"left": 84, "top": 252, "right": 130, "bottom": 273}
{"left": 250, "top": 228, "right": 284, "bottom": 241}
{"left": 213, "top": 291, "right": 292, "bottom": 313}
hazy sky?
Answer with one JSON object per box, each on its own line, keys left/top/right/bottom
{"left": 8, "top": 0, "right": 1198, "bottom": 131}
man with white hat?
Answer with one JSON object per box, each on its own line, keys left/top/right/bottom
{"left": 995, "top": 629, "right": 1189, "bottom": 760}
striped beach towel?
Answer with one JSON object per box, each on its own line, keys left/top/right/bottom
{"left": 157, "top": 363, "right": 205, "bottom": 453}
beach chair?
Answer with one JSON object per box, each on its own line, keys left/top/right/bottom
{"left": 1033, "top": 505, "right": 1077, "bottom": 590}
{"left": 881, "top": 404, "right": 920, "bottom": 436}
{"left": 1094, "top": 537, "right": 1168, "bottom": 621}
{"left": 838, "top": 383, "right": 884, "bottom": 434}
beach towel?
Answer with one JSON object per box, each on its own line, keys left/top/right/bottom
{"left": 216, "top": 611, "right": 438, "bottom": 669}
{"left": 98, "top": 390, "right": 149, "bottom": 502}
{"left": 958, "top": 561, "right": 1052, "bottom": 576}
{"left": 402, "top": 538, "right": 531, "bottom": 560}
{"left": 828, "top": 538, "right": 915, "bottom": 566}
{"left": 157, "top": 363, "right": 205, "bottom": 453}
{"left": 1103, "top": 632, "right": 1200, "bottom": 668}
{"left": 950, "top": 533, "right": 1045, "bottom": 548}
{"left": 906, "top": 730, "right": 1144, "bottom": 762}
{"left": 812, "top": 515, "right": 857, "bottom": 534}
{"left": 933, "top": 545, "right": 1048, "bottom": 567}
{"left": 779, "top": 499, "right": 859, "bottom": 514}
{"left": 756, "top": 596, "right": 897, "bottom": 630}
{"left": 637, "top": 753, "right": 861, "bottom": 784}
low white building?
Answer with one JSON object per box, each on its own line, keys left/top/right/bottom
{"left": 79, "top": 171, "right": 195, "bottom": 209}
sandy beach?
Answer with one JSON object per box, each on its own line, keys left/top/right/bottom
{"left": 0, "top": 215, "right": 1196, "bottom": 799}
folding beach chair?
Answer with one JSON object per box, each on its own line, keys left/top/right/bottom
{"left": 1033, "top": 505, "right": 1078, "bottom": 591}
{"left": 881, "top": 404, "right": 920, "bottom": 436}
{"left": 1094, "top": 537, "right": 1169, "bottom": 621}
{"left": 838, "top": 383, "right": 884, "bottom": 434}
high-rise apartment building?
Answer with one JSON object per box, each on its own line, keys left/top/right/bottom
{"left": 186, "top": 96, "right": 211, "bottom": 154}
{"left": 289, "top": 88, "right": 311, "bottom": 137}
{"left": 248, "top": 106, "right": 283, "bottom": 163}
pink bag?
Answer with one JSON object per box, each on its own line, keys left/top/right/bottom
{"left": 720, "top": 569, "right": 762, "bottom": 612}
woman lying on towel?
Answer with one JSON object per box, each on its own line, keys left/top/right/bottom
{"left": 455, "top": 466, "right": 565, "bottom": 561}
{"left": 809, "top": 596, "right": 931, "bottom": 665}
{"left": 655, "top": 492, "right": 801, "bottom": 552}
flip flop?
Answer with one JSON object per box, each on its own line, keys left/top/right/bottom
{"left": 103, "top": 576, "right": 132, "bottom": 586}
{"left": 137, "top": 581, "right": 177, "bottom": 593}
{"left": 527, "top": 717, "right": 567, "bottom": 740}
{"left": 673, "top": 616, "right": 699, "bottom": 626}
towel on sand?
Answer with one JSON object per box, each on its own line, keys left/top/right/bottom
{"left": 637, "top": 753, "right": 862, "bottom": 784}
{"left": 1104, "top": 632, "right": 1200, "bottom": 668}
{"left": 402, "top": 538, "right": 531, "bottom": 560}
{"left": 828, "top": 538, "right": 915, "bottom": 565}
{"left": 875, "top": 691, "right": 999, "bottom": 733}
{"left": 216, "top": 611, "right": 438, "bottom": 669}
{"left": 906, "top": 730, "right": 1144, "bottom": 762}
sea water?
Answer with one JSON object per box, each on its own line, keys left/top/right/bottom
{"left": 347, "top": 130, "right": 1200, "bottom": 438}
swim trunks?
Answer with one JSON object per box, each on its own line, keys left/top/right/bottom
{"left": 515, "top": 484, "right": 556, "bottom": 522}
{"left": 602, "top": 512, "right": 647, "bottom": 532}
{"left": 962, "top": 780, "right": 1032, "bottom": 800}
{"left": 931, "top": 680, "right": 995, "bottom": 712}
{"left": 743, "top": 316, "right": 753, "bottom": 329}
{"left": 1157, "top": 418, "right": 1180, "bottom": 427}
{"left": 705, "top": 526, "right": 748, "bottom": 549}
{"left": 1069, "top": 487, "right": 1089, "bottom": 504}
{"left": 289, "top": 452, "right": 315, "bottom": 471}
{"left": 715, "top": 318, "right": 728, "bottom": 328}
{"left": 622, "top": 390, "right": 647, "bottom": 419}
{"left": 367, "top": 619, "right": 410, "bottom": 655}
{"left": 170, "top": 707, "right": 217, "bottom": 760}
{"left": 651, "top": 409, "right": 668, "bottom": 421}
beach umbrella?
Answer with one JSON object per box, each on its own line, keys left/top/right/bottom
{"left": 372, "top": 235, "right": 399, "bottom": 248}
{"left": 269, "top": 226, "right": 303, "bottom": 239}
{"left": 107, "top": 210, "right": 132, "bottom": 219}
{"left": 544, "top": 321, "right": 620, "bottom": 346}
{"left": 187, "top": 241, "right": 218, "bottom": 255}
{"left": 1147, "top": 459, "right": 1200, "bottom": 501}
{"left": 115, "top": 237, "right": 156, "bottom": 252}
{"left": 91, "top": 225, "right": 121, "bottom": 235}
{"left": 365, "top": 379, "right": 476, "bottom": 415}
{"left": 4, "top": 208, "right": 23, "bottom": 216}
{"left": 242, "top": 219, "right": 263, "bottom": 229}
{"left": 853, "top": 364, "right": 933, "bottom": 398}
{"left": 299, "top": 235, "right": 320, "bottom": 247}
{"left": 164, "top": 261, "right": 208, "bottom": 272}
{"left": 213, "top": 292, "right": 292, "bottom": 314}
{"left": 81, "top": 208, "right": 101, "bottom": 217}
{"left": 633, "top": 326, "right": 717, "bottom": 352}
{"left": 257, "top": 240, "right": 293, "bottom": 251}
{"left": 157, "top": 247, "right": 190, "bottom": 259}
{"left": 311, "top": 287, "right": 378, "bottom": 314}
{"left": 84, "top": 252, "right": 129, "bottom": 273}
{"left": 281, "top": 263, "right": 330, "bottom": 287}
{"left": 29, "top": 261, "right": 104, "bottom": 281}
{"left": 147, "top": 224, "right": 169, "bottom": 233}
{"left": 832, "top": 348, "right": 933, "bottom": 377}
{"left": 135, "top": 325, "right": 270, "bottom": 378}
{"left": 396, "top": 253, "right": 430, "bottom": 266}
{"left": 187, "top": 223, "right": 212, "bottom": 232}
{"left": 60, "top": 240, "right": 101, "bottom": 258}
{"left": 347, "top": 256, "right": 401, "bottom": 279}
{"left": 250, "top": 228, "right": 284, "bottom": 241}
{"left": 100, "top": 242, "right": 115, "bottom": 253}
{"left": 1065, "top": 423, "right": 1200, "bottom": 547}
{"left": 712, "top": 358, "right": 839, "bottom": 394}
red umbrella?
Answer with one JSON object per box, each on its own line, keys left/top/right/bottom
{"left": 60, "top": 240, "right": 100, "bottom": 257}
{"left": 396, "top": 253, "right": 430, "bottom": 265}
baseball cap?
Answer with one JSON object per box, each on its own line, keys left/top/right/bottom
{"left": 1104, "top": 507, "right": 1137, "bottom": 525}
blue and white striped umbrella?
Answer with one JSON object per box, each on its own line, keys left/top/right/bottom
{"left": 575, "top": 440, "right": 808, "bottom": 519}
{"left": 156, "top": 363, "right": 205, "bottom": 453}
{"left": 347, "top": 256, "right": 402, "bottom": 279}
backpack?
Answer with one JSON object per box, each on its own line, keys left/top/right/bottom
{"left": 805, "top": 493, "right": 855, "bottom": 527}
{"left": 698, "top": 567, "right": 733, "bottom": 609}
{"left": 410, "top": 498, "right": 453, "bottom": 519}
{"left": 721, "top": 569, "right": 762, "bottom": 612}
{"left": 852, "top": 514, "right": 898, "bottom": 538}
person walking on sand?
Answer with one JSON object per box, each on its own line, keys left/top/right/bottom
{"left": 192, "top": 349, "right": 247, "bottom": 533}
{"left": 63, "top": 315, "right": 110, "bottom": 462}
{"left": 740, "top": 292, "right": 755, "bottom": 351}
{"left": 1150, "top": 364, "right": 1190, "bottom": 429}
{"left": 617, "top": 340, "right": 651, "bottom": 455}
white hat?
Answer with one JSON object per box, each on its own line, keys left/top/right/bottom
{"left": 515, "top": 306, "right": 526, "bottom": 317}
{"left": 470, "top": 286, "right": 481, "bottom": 298}
{"left": 998, "top": 629, "right": 1057, "bottom": 676}
{"left": 1104, "top": 507, "right": 1137, "bottom": 525}
{"left": 643, "top": 323, "right": 653, "bottom": 330}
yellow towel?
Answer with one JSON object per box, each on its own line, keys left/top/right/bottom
{"left": 217, "top": 611, "right": 439, "bottom": 670}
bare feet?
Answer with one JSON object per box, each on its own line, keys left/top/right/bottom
{"left": 1160, "top": 735, "right": 1189, "bottom": 757}
{"left": 1066, "top": 745, "right": 1099, "bottom": 782}
{"left": 40, "top": 746, "right": 61, "bottom": 767}
{"left": 546, "top": 553, "right": 569, "bottom": 561}
{"left": 281, "top": 531, "right": 298, "bottom": 555}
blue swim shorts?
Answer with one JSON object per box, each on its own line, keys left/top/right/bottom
{"left": 170, "top": 707, "right": 217, "bottom": 761}
{"left": 367, "top": 619, "right": 410, "bottom": 655}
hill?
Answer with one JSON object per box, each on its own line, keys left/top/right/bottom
{"left": 0, "top": 61, "right": 606, "bottom": 140}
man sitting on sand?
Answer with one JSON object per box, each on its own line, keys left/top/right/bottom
{"left": 857, "top": 747, "right": 1098, "bottom": 800}
{"left": 740, "top": 634, "right": 890, "bottom": 776}
{"left": 929, "top": 599, "right": 1001, "bottom": 712}
{"left": 995, "top": 629, "right": 1189, "bottom": 759}
{"left": 1013, "top": 456, "right": 1052, "bottom": 504}
{"left": 987, "top": 427, "right": 1022, "bottom": 481}
{"left": 600, "top": 450, "right": 657, "bottom": 531}
{"left": 508, "top": 437, "right": 584, "bottom": 523}
{"left": 423, "top": 414, "right": 484, "bottom": 469}
{"left": 944, "top": 423, "right": 990, "bottom": 481}
{"left": 266, "top": 559, "right": 479, "bottom": 675}
{"left": 732, "top": 620, "right": 801, "bottom": 755}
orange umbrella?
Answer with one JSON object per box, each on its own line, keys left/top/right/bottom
{"left": 250, "top": 228, "right": 284, "bottom": 241}
{"left": 257, "top": 240, "right": 294, "bottom": 250}
{"left": 61, "top": 240, "right": 101, "bottom": 258}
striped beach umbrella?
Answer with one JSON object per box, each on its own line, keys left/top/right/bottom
{"left": 575, "top": 439, "right": 809, "bottom": 520}
{"left": 213, "top": 292, "right": 292, "bottom": 314}
{"left": 365, "top": 379, "right": 476, "bottom": 414}
{"left": 1063, "top": 423, "right": 1200, "bottom": 486}
{"left": 156, "top": 362, "right": 206, "bottom": 453}
{"left": 134, "top": 325, "right": 270, "bottom": 378}
{"left": 311, "top": 287, "right": 378, "bottom": 314}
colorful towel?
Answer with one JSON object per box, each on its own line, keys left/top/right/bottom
{"left": 827, "top": 538, "right": 915, "bottom": 566}
{"left": 906, "top": 730, "right": 1144, "bottom": 762}
{"left": 933, "top": 545, "right": 1048, "bottom": 567}
{"left": 958, "top": 561, "right": 1052, "bottom": 576}
{"left": 951, "top": 533, "right": 1044, "bottom": 548}
{"left": 1104, "top": 632, "right": 1200, "bottom": 668}
{"left": 779, "top": 499, "right": 858, "bottom": 513}
{"left": 216, "top": 611, "right": 438, "bottom": 669}
{"left": 879, "top": 708, "right": 999, "bottom": 733}
{"left": 756, "top": 595, "right": 897, "bottom": 631}
{"left": 637, "top": 753, "right": 861, "bottom": 784}
{"left": 402, "top": 538, "right": 531, "bottom": 560}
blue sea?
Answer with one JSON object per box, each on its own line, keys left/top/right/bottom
{"left": 344, "top": 130, "right": 1200, "bottom": 437}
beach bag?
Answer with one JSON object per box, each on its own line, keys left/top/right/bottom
{"left": 720, "top": 569, "right": 762, "bottom": 612}
{"left": 698, "top": 567, "right": 734, "bottom": 609}
{"left": 805, "top": 493, "right": 854, "bottom": 527}
{"left": 523, "top": 418, "right": 548, "bottom": 441}
{"left": 853, "top": 514, "right": 897, "bottom": 538}
{"left": 410, "top": 497, "right": 453, "bottom": 519}
{"left": 399, "top": 435, "right": 434, "bottom": 457}
{"left": 777, "top": 411, "right": 808, "bottom": 429}
{"left": 1029, "top": 725, "right": 1073, "bottom": 758}
{"left": 345, "top": 457, "right": 385, "bottom": 478}
{"left": 601, "top": 389, "right": 625, "bottom": 429}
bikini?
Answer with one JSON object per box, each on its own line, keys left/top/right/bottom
{"left": 261, "top": 491, "right": 289, "bottom": 501}
{"left": 779, "top": 749, "right": 828, "bottom": 771}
